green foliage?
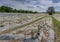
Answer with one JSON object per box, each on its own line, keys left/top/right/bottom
{"left": 47, "top": 7, "right": 55, "bottom": 15}
{"left": 0, "top": 6, "right": 13, "bottom": 12}
{"left": 52, "top": 17, "right": 60, "bottom": 28}
{"left": 52, "top": 16, "right": 60, "bottom": 35}
{"left": 0, "top": 6, "right": 38, "bottom": 13}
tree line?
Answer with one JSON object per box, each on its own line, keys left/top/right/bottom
{"left": 0, "top": 6, "right": 38, "bottom": 13}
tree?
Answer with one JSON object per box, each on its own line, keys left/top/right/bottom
{"left": 47, "top": 7, "right": 55, "bottom": 15}
{"left": 0, "top": 6, "right": 13, "bottom": 12}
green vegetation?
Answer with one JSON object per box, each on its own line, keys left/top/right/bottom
{"left": 52, "top": 16, "right": 60, "bottom": 35}
{"left": 47, "top": 7, "right": 55, "bottom": 15}
{"left": 0, "top": 6, "right": 38, "bottom": 13}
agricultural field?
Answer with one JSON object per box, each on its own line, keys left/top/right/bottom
{"left": 0, "top": 13, "right": 60, "bottom": 42}
{"left": 0, "top": 13, "right": 47, "bottom": 40}
{"left": 0, "top": 13, "right": 46, "bottom": 32}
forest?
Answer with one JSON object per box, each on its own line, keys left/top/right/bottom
{"left": 0, "top": 6, "right": 38, "bottom": 13}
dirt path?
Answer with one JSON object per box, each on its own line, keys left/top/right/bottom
{"left": 38, "top": 15, "right": 55, "bottom": 42}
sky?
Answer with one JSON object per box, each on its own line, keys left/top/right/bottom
{"left": 0, "top": 0, "right": 60, "bottom": 12}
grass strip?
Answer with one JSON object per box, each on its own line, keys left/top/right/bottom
{"left": 52, "top": 16, "right": 60, "bottom": 35}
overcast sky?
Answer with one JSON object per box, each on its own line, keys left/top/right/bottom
{"left": 0, "top": 0, "right": 60, "bottom": 12}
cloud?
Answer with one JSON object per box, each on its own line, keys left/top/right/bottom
{"left": 53, "top": 2, "right": 60, "bottom": 7}
{"left": 0, "top": 0, "right": 60, "bottom": 12}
